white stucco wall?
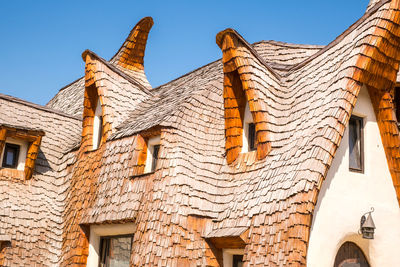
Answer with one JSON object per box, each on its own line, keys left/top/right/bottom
{"left": 307, "top": 86, "right": 400, "bottom": 267}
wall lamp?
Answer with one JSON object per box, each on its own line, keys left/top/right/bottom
{"left": 359, "top": 207, "right": 376, "bottom": 239}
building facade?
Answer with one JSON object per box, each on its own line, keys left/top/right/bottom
{"left": 1, "top": 0, "right": 400, "bottom": 266}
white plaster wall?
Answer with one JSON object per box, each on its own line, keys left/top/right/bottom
{"left": 307, "top": 86, "right": 400, "bottom": 267}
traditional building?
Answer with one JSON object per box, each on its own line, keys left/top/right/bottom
{"left": 1, "top": 0, "right": 400, "bottom": 266}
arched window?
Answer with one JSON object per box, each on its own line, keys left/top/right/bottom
{"left": 334, "top": 242, "right": 370, "bottom": 267}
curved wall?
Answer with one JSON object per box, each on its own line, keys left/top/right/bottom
{"left": 307, "top": 86, "right": 400, "bottom": 267}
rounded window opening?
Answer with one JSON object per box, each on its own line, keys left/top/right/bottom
{"left": 334, "top": 241, "right": 370, "bottom": 267}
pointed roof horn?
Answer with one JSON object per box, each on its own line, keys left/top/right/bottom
{"left": 110, "top": 16, "right": 154, "bottom": 72}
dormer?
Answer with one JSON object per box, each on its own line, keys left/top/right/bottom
{"left": 80, "top": 17, "right": 154, "bottom": 151}
{"left": 0, "top": 125, "right": 44, "bottom": 180}
{"left": 81, "top": 79, "right": 106, "bottom": 152}
{"left": 216, "top": 29, "right": 276, "bottom": 164}
{"left": 129, "top": 127, "right": 162, "bottom": 176}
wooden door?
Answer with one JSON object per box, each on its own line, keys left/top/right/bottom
{"left": 334, "top": 242, "right": 370, "bottom": 267}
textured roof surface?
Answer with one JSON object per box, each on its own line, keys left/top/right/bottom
{"left": 2, "top": 0, "right": 400, "bottom": 266}
{"left": 0, "top": 94, "right": 81, "bottom": 266}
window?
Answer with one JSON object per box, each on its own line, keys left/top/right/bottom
{"left": 349, "top": 115, "right": 363, "bottom": 172}
{"left": 233, "top": 254, "right": 244, "bottom": 267}
{"left": 151, "top": 144, "right": 160, "bottom": 172}
{"left": 93, "top": 98, "right": 103, "bottom": 150}
{"left": 222, "top": 249, "right": 245, "bottom": 267}
{"left": 2, "top": 143, "right": 20, "bottom": 168}
{"left": 99, "top": 235, "right": 133, "bottom": 267}
{"left": 144, "top": 136, "right": 161, "bottom": 173}
{"left": 242, "top": 103, "right": 256, "bottom": 153}
{"left": 248, "top": 123, "right": 256, "bottom": 151}
{"left": 394, "top": 87, "right": 400, "bottom": 124}
{"left": 87, "top": 223, "right": 136, "bottom": 267}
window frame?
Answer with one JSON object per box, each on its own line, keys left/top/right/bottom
{"left": 348, "top": 115, "right": 364, "bottom": 173}
{"left": 99, "top": 234, "right": 133, "bottom": 267}
{"left": 144, "top": 136, "right": 161, "bottom": 174}
{"left": 92, "top": 98, "right": 103, "bottom": 150}
{"left": 247, "top": 123, "right": 256, "bottom": 151}
{"left": 2, "top": 143, "right": 20, "bottom": 169}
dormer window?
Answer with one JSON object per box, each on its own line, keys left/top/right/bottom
{"left": 0, "top": 126, "right": 44, "bottom": 180}
{"left": 2, "top": 143, "right": 20, "bottom": 168}
{"left": 93, "top": 98, "right": 103, "bottom": 150}
{"left": 144, "top": 136, "right": 160, "bottom": 173}
{"left": 242, "top": 103, "right": 256, "bottom": 153}
{"left": 0, "top": 138, "right": 28, "bottom": 171}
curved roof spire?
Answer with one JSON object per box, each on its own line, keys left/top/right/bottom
{"left": 110, "top": 16, "right": 154, "bottom": 72}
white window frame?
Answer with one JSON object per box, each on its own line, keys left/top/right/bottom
{"left": 242, "top": 103, "right": 254, "bottom": 153}
{"left": 0, "top": 137, "right": 28, "bottom": 171}
{"left": 144, "top": 136, "right": 161, "bottom": 173}
{"left": 92, "top": 99, "right": 102, "bottom": 150}
{"left": 87, "top": 223, "right": 136, "bottom": 267}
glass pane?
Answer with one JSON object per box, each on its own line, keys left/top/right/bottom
{"left": 349, "top": 117, "right": 362, "bottom": 171}
{"left": 248, "top": 123, "right": 256, "bottom": 151}
{"left": 233, "top": 254, "right": 244, "bottom": 267}
{"left": 101, "top": 236, "right": 132, "bottom": 267}
{"left": 2, "top": 143, "right": 19, "bottom": 168}
{"left": 6, "top": 150, "right": 15, "bottom": 166}
{"left": 151, "top": 145, "right": 160, "bottom": 172}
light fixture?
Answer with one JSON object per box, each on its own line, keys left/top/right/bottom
{"left": 360, "top": 207, "right": 376, "bottom": 239}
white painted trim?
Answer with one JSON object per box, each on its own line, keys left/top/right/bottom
{"left": 241, "top": 103, "right": 253, "bottom": 153}
{"left": 144, "top": 136, "right": 160, "bottom": 173}
{"left": 0, "top": 137, "right": 28, "bottom": 171}
{"left": 92, "top": 98, "right": 102, "bottom": 150}
{"left": 87, "top": 223, "right": 136, "bottom": 267}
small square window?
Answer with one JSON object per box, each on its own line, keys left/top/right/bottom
{"left": 349, "top": 115, "right": 363, "bottom": 173}
{"left": 2, "top": 143, "right": 20, "bottom": 169}
{"left": 99, "top": 235, "right": 133, "bottom": 267}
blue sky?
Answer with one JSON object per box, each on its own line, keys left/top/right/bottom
{"left": 0, "top": 1, "right": 369, "bottom": 105}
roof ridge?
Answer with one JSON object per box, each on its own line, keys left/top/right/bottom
{"left": 216, "top": 28, "right": 281, "bottom": 80}
{"left": 82, "top": 49, "right": 154, "bottom": 96}
{"left": 253, "top": 40, "right": 324, "bottom": 49}
{"left": 0, "top": 93, "right": 81, "bottom": 120}
{"left": 286, "top": 0, "right": 391, "bottom": 73}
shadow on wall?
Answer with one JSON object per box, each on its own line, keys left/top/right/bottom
{"left": 314, "top": 126, "right": 347, "bottom": 213}
{"left": 35, "top": 148, "right": 52, "bottom": 174}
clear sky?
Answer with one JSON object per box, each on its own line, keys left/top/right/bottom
{"left": 0, "top": 0, "right": 369, "bottom": 105}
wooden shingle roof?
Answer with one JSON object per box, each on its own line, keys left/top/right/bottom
{"left": 3, "top": 1, "right": 400, "bottom": 266}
